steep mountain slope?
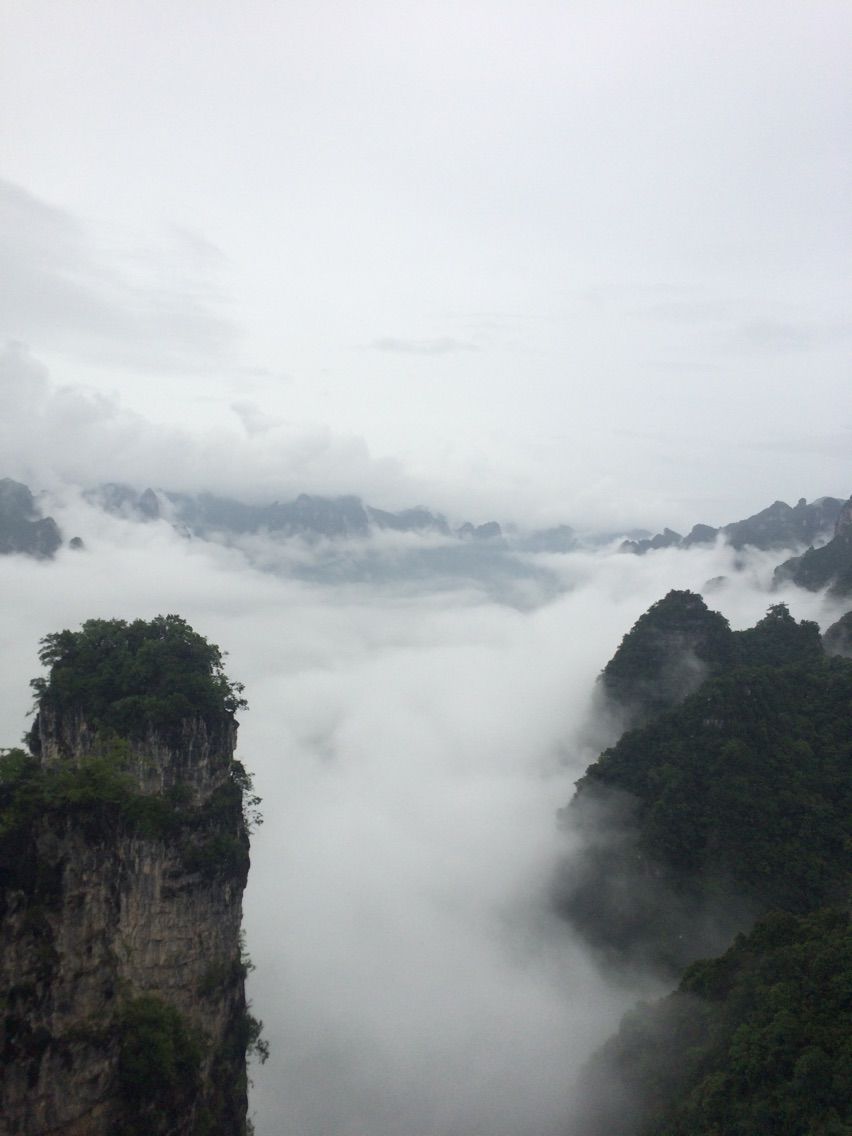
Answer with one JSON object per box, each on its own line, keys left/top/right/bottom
{"left": 598, "top": 590, "right": 735, "bottom": 728}
{"left": 562, "top": 595, "right": 852, "bottom": 1135}
{"left": 775, "top": 494, "right": 852, "bottom": 596}
{"left": 575, "top": 908, "right": 852, "bottom": 1136}
{"left": 557, "top": 597, "right": 849, "bottom": 973}
{"left": 0, "top": 616, "right": 259, "bottom": 1136}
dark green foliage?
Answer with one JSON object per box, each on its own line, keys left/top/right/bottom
{"left": 585, "top": 659, "right": 851, "bottom": 906}
{"left": 601, "top": 592, "right": 823, "bottom": 728}
{"left": 569, "top": 594, "right": 852, "bottom": 1135}
{"left": 824, "top": 611, "right": 852, "bottom": 659}
{"left": 561, "top": 650, "right": 852, "bottom": 971}
{"left": 241, "top": 1010, "right": 270, "bottom": 1066}
{"left": 0, "top": 746, "right": 254, "bottom": 894}
{"left": 28, "top": 614, "right": 246, "bottom": 745}
{"left": 558, "top": 599, "right": 852, "bottom": 974}
{"left": 577, "top": 909, "right": 852, "bottom": 1136}
{"left": 115, "top": 995, "right": 203, "bottom": 1133}
{"left": 600, "top": 591, "right": 736, "bottom": 724}
{"left": 735, "top": 602, "right": 823, "bottom": 667}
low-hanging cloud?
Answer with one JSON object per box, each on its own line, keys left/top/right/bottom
{"left": 0, "top": 488, "right": 846, "bottom": 1136}
{"left": 0, "top": 342, "right": 422, "bottom": 509}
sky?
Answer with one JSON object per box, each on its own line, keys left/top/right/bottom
{"left": 1, "top": 0, "right": 850, "bottom": 530}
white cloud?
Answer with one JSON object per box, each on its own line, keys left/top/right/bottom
{"left": 368, "top": 336, "right": 479, "bottom": 355}
{"left": 0, "top": 179, "right": 239, "bottom": 373}
{"left": 0, "top": 342, "right": 422, "bottom": 508}
{"left": 0, "top": 493, "right": 844, "bottom": 1135}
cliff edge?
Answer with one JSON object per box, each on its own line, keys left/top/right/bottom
{"left": 0, "top": 615, "right": 259, "bottom": 1136}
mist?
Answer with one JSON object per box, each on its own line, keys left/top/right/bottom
{"left": 1, "top": 2, "right": 848, "bottom": 1128}
{"left": 0, "top": 486, "right": 844, "bottom": 1136}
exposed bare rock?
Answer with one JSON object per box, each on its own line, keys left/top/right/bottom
{"left": 1, "top": 715, "right": 252, "bottom": 1134}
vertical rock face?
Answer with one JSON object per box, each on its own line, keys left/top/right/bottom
{"left": 30, "top": 704, "right": 237, "bottom": 804}
{"left": 1, "top": 710, "right": 252, "bottom": 1135}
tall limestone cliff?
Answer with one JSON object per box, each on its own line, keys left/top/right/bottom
{"left": 0, "top": 616, "right": 259, "bottom": 1136}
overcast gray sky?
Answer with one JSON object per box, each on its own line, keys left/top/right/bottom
{"left": 1, "top": 1, "right": 849, "bottom": 528}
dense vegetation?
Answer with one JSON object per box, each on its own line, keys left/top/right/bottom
{"left": 580, "top": 657, "right": 850, "bottom": 908}
{"left": 112, "top": 991, "right": 266, "bottom": 1136}
{"left": 824, "top": 611, "right": 852, "bottom": 658}
{"left": 27, "top": 614, "right": 247, "bottom": 746}
{"left": 599, "top": 590, "right": 735, "bottom": 724}
{"left": 566, "top": 593, "right": 852, "bottom": 1133}
{"left": 116, "top": 995, "right": 204, "bottom": 1135}
{"left": 577, "top": 908, "right": 852, "bottom": 1136}
{"left": 561, "top": 599, "right": 847, "bottom": 971}
{"left": 0, "top": 744, "right": 253, "bottom": 897}
{"left": 599, "top": 592, "right": 823, "bottom": 727}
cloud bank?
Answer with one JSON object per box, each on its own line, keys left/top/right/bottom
{"left": 0, "top": 488, "right": 845, "bottom": 1135}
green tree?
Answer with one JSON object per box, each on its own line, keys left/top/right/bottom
{"left": 28, "top": 614, "right": 246, "bottom": 745}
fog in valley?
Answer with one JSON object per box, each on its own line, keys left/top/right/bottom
{"left": 1, "top": 3, "right": 849, "bottom": 1132}
{"left": 0, "top": 486, "right": 844, "bottom": 1134}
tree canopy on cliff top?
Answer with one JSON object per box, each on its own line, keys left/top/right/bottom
{"left": 29, "top": 615, "right": 247, "bottom": 740}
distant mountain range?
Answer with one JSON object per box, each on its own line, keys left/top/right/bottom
{"left": 87, "top": 482, "right": 505, "bottom": 542}
{"left": 619, "top": 493, "right": 852, "bottom": 597}
{"left": 620, "top": 495, "right": 844, "bottom": 553}
{"left": 2, "top": 477, "right": 851, "bottom": 596}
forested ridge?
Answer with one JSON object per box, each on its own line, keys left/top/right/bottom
{"left": 563, "top": 593, "right": 852, "bottom": 1135}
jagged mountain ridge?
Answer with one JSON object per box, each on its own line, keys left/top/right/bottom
{"left": 621, "top": 495, "right": 845, "bottom": 554}
{"left": 5, "top": 475, "right": 852, "bottom": 596}
{"left": 89, "top": 482, "right": 510, "bottom": 543}
{"left": 1, "top": 473, "right": 848, "bottom": 557}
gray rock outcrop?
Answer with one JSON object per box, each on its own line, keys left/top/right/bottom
{"left": 0, "top": 710, "right": 251, "bottom": 1135}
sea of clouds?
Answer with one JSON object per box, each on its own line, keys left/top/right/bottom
{"left": 0, "top": 490, "right": 842, "bottom": 1136}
